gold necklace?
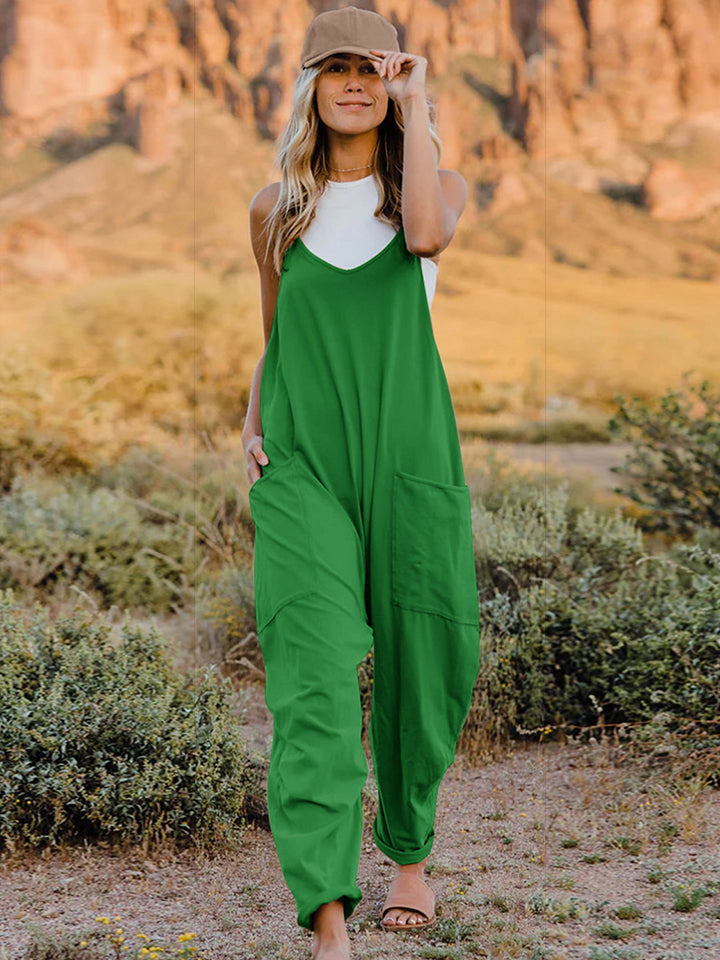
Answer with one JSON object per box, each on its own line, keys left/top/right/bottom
{"left": 329, "top": 162, "right": 373, "bottom": 172}
{"left": 328, "top": 162, "right": 373, "bottom": 182}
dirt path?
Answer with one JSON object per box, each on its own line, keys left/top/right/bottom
{"left": 1, "top": 679, "right": 718, "bottom": 960}
{"left": 463, "top": 440, "right": 635, "bottom": 496}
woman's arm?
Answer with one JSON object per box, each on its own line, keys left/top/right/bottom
{"left": 369, "top": 49, "right": 468, "bottom": 257}
{"left": 241, "top": 350, "right": 266, "bottom": 446}
{"left": 400, "top": 94, "right": 468, "bottom": 258}
{"left": 243, "top": 183, "right": 281, "bottom": 484}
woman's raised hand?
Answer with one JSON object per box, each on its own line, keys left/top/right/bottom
{"left": 244, "top": 434, "right": 269, "bottom": 487}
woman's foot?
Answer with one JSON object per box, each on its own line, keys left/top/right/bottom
{"left": 311, "top": 899, "right": 351, "bottom": 960}
{"left": 382, "top": 855, "right": 431, "bottom": 927}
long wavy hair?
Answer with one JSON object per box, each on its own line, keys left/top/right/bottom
{"left": 259, "top": 59, "right": 443, "bottom": 277}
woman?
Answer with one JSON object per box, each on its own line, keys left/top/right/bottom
{"left": 242, "top": 7, "right": 480, "bottom": 958}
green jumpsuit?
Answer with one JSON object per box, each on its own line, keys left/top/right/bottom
{"left": 248, "top": 223, "right": 480, "bottom": 931}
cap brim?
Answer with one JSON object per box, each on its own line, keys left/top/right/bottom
{"left": 302, "top": 46, "right": 385, "bottom": 68}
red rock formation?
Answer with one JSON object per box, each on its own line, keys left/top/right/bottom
{"left": 644, "top": 157, "right": 720, "bottom": 220}
{"left": 512, "top": 0, "right": 720, "bottom": 162}
{"left": 0, "top": 217, "right": 88, "bottom": 282}
{"left": 136, "top": 64, "right": 173, "bottom": 161}
{"left": 0, "top": 0, "right": 719, "bottom": 217}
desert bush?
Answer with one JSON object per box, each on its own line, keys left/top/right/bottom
{"left": 0, "top": 472, "right": 198, "bottom": 611}
{"left": 457, "top": 476, "right": 720, "bottom": 764}
{"left": 195, "top": 564, "right": 261, "bottom": 679}
{"left": 197, "top": 565, "right": 256, "bottom": 650}
{"left": 477, "top": 541, "right": 719, "bottom": 729}
{"left": 472, "top": 481, "right": 646, "bottom": 591}
{"left": 608, "top": 372, "right": 720, "bottom": 535}
{"left": 0, "top": 590, "right": 256, "bottom": 853}
{"left": 0, "top": 447, "right": 255, "bottom": 614}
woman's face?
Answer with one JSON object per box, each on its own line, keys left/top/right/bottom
{"left": 315, "top": 52, "right": 389, "bottom": 132}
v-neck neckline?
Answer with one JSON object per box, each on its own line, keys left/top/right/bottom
{"left": 294, "top": 226, "right": 404, "bottom": 275}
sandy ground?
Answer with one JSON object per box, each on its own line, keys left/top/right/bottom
{"left": 485, "top": 442, "right": 631, "bottom": 490}
{"left": 461, "top": 440, "right": 635, "bottom": 499}
{"left": 1, "top": 677, "right": 719, "bottom": 960}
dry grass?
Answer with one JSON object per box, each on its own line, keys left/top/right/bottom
{"left": 1, "top": 242, "right": 719, "bottom": 479}
{"left": 428, "top": 247, "right": 720, "bottom": 431}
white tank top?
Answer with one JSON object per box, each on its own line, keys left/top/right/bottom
{"left": 298, "top": 174, "right": 439, "bottom": 312}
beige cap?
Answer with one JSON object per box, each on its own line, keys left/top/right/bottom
{"left": 300, "top": 6, "right": 400, "bottom": 69}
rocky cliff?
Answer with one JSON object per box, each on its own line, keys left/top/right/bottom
{"left": 1, "top": 0, "right": 720, "bottom": 245}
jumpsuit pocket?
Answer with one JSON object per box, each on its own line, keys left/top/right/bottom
{"left": 391, "top": 470, "right": 479, "bottom": 626}
{"left": 248, "top": 452, "right": 318, "bottom": 633}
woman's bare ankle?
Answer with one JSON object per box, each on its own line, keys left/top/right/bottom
{"left": 311, "top": 900, "right": 350, "bottom": 960}
{"left": 311, "top": 899, "right": 350, "bottom": 948}
{"left": 396, "top": 854, "right": 428, "bottom": 876}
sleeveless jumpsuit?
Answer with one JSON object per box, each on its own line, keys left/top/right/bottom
{"left": 248, "top": 221, "right": 480, "bottom": 931}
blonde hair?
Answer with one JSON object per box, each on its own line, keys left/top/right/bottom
{"left": 258, "top": 60, "right": 443, "bottom": 276}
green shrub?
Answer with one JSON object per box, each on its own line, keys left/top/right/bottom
{"left": 0, "top": 472, "right": 198, "bottom": 611}
{"left": 593, "top": 921, "right": 640, "bottom": 940}
{"left": 612, "top": 904, "right": 643, "bottom": 920}
{"left": 0, "top": 590, "right": 255, "bottom": 853}
{"left": 472, "top": 481, "right": 646, "bottom": 592}
{"left": 608, "top": 372, "right": 720, "bottom": 535}
{"left": 92, "top": 444, "right": 254, "bottom": 571}
{"left": 459, "top": 478, "right": 720, "bottom": 759}
{"left": 197, "top": 563, "right": 256, "bottom": 662}
{"left": 479, "top": 544, "right": 719, "bottom": 732}
{"left": 0, "top": 446, "right": 256, "bottom": 616}
{"left": 670, "top": 882, "right": 712, "bottom": 912}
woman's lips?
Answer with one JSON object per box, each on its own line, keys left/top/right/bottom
{"left": 338, "top": 103, "right": 370, "bottom": 109}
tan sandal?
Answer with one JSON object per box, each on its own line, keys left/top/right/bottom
{"left": 380, "top": 872, "right": 436, "bottom": 932}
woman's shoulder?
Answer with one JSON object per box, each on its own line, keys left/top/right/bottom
{"left": 249, "top": 181, "right": 282, "bottom": 219}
